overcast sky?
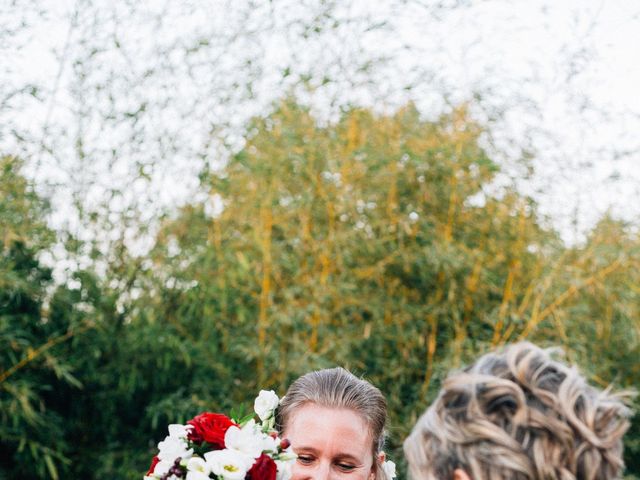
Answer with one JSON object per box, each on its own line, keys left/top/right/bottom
{"left": 2, "top": 0, "right": 639, "bottom": 248}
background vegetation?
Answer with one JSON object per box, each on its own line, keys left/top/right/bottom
{"left": 1, "top": 1, "right": 639, "bottom": 479}
{"left": 1, "top": 99, "right": 639, "bottom": 478}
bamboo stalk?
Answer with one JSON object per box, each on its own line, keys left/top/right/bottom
{"left": 257, "top": 204, "right": 273, "bottom": 384}
{"left": 422, "top": 312, "right": 438, "bottom": 395}
{"left": 492, "top": 264, "right": 515, "bottom": 346}
{"left": 422, "top": 271, "right": 445, "bottom": 395}
{"left": 518, "top": 257, "right": 623, "bottom": 340}
{"left": 443, "top": 175, "right": 457, "bottom": 242}
{"left": 0, "top": 322, "right": 94, "bottom": 384}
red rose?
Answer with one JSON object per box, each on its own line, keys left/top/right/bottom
{"left": 187, "top": 412, "right": 236, "bottom": 449}
{"left": 147, "top": 455, "right": 160, "bottom": 475}
{"left": 246, "top": 454, "right": 277, "bottom": 480}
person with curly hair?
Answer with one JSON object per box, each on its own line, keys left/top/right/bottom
{"left": 404, "top": 342, "right": 633, "bottom": 480}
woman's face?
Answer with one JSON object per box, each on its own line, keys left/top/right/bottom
{"left": 284, "top": 403, "right": 375, "bottom": 480}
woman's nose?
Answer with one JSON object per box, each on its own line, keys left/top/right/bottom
{"left": 291, "top": 461, "right": 335, "bottom": 480}
{"left": 311, "top": 462, "right": 332, "bottom": 480}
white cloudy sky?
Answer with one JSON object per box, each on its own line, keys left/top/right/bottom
{"left": 2, "top": 0, "right": 639, "bottom": 247}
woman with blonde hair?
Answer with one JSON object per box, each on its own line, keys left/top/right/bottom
{"left": 277, "top": 367, "right": 394, "bottom": 480}
{"left": 404, "top": 342, "right": 633, "bottom": 480}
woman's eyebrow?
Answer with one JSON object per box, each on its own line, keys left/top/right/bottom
{"left": 334, "top": 453, "right": 362, "bottom": 463}
{"left": 294, "top": 446, "right": 320, "bottom": 453}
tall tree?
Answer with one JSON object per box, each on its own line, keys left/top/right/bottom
{"left": 145, "top": 99, "right": 639, "bottom": 476}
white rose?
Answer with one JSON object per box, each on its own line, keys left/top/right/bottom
{"left": 204, "top": 449, "right": 254, "bottom": 480}
{"left": 157, "top": 435, "right": 193, "bottom": 462}
{"left": 382, "top": 460, "right": 397, "bottom": 480}
{"left": 254, "top": 390, "right": 280, "bottom": 421}
{"left": 224, "top": 421, "right": 265, "bottom": 459}
{"left": 168, "top": 424, "right": 190, "bottom": 439}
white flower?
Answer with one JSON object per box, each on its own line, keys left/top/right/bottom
{"left": 186, "top": 456, "right": 211, "bottom": 479}
{"left": 205, "top": 449, "right": 254, "bottom": 480}
{"left": 168, "top": 424, "right": 190, "bottom": 439}
{"left": 152, "top": 459, "right": 173, "bottom": 477}
{"left": 382, "top": 460, "right": 396, "bottom": 480}
{"left": 186, "top": 472, "right": 210, "bottom": 480}
{"left": 260, "top": 432, "right": 279, "bottom": 453}
{"left": 275, "top": 459, "right": 293, "bottom": 480}
{"left": 224, "top": 421, "right": 265, "bottom": 459}
{"left": 157, "top": 435, "right": 193, "bottom": 462}
{"left": 186, "top": 456, "right": 211, "bottom": 480}
{"left": 254, "top": 390, "right": 280, "bottom": 421}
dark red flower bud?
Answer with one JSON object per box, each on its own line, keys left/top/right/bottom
{"left": 280, "top": 438, "right": 291, "bottom": 450}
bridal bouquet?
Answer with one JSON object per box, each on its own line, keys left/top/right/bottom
{"left": 145, "top": 390, "right": 296, "bottom": 480}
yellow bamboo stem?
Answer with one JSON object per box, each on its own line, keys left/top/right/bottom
{"left": 444, "top": 176, "right": 457, "bottom": 242}
{"left": 492, "top": 262, "right": 516, "bottom": 346}
{"left": 422, "top": 271, "right": 445, "bottom": 395}
{"left": 518, "top": 257, "right": 623, "bottom": 340}
{"left": 422, "top": 313, "right": 438, "bottom": 395}
{"left": 310, "top": 310, "right": 319, "bottom": 352}
{"left": 257, "top": 205, "right": 273, "bottom": 383}
{"left": 463, "top": 259, "right": 481, "bottom": 322}
{"left": 386, "top": 163, "right": 398, "bottom": 225}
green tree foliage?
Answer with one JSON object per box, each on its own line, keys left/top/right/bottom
{"left": 0, "top": 157, "right": 107, "bottom": 479}
{"left": 145, "top": 99, "right": 639, "bottom": 476}
{"left": 1, "top": 101, "right": 638, "bottom": 478}
{"left": 0, "top": 156, "right": 68, "bottom": 479}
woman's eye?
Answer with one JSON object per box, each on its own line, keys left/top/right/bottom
{"left": 337, "top": 463, "right": 356, "bottom": 472}
{"left": 298, "top": 456, "right": 314, "bottom": 465}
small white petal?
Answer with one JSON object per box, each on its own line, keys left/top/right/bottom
{"left": 168, "top": 424, "right": 189, "bottom": 439}
{"left": 186, "top": 472, "right": 211, "bottom": 480}
{"left": 187, "top": 457, "right": 210, "bottom": 474}
{"left": 254, "top": 390, "right": 280, "bottom": 421}
{"left": 382, "top": 460, "right": 397, "bottom": 479}
{"left": 157, "top": 436, "right": 193, "bottom": 461}
{"left": 153, "top": 460, "right": 173, "bottom": 476}
{"left": 275, "top": 459, "right": 293, "bottom": 480}
{"left": 261, "top": 433, "right": 279, "bottom": 453}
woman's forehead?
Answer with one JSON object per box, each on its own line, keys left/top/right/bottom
{"left": 287, "top": 403, "right": 370, "bottom": 427}
{"left": 285, "top": 404, "right": 373, "bottom": 450}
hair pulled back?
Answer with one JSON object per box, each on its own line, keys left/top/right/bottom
{"left": 278, "top": 367, "right": 388, "bottom": 480}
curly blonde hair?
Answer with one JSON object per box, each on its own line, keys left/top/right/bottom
{"left": 404, "top": 342, "right": 633, "bottom": 480}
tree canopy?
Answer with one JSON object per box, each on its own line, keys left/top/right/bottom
{"left": 0, "top": 100, "right": 638, "bottom": 478}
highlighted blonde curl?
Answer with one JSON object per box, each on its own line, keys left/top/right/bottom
{"left": 404, "top": 342, "right": 633, "bottom": 480}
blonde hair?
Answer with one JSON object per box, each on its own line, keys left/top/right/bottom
{"left": 404, "top": 342, "right": 633, "bottom": 480}
{"left": 278, "top": 367, "right": 389, "bottom": 480}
